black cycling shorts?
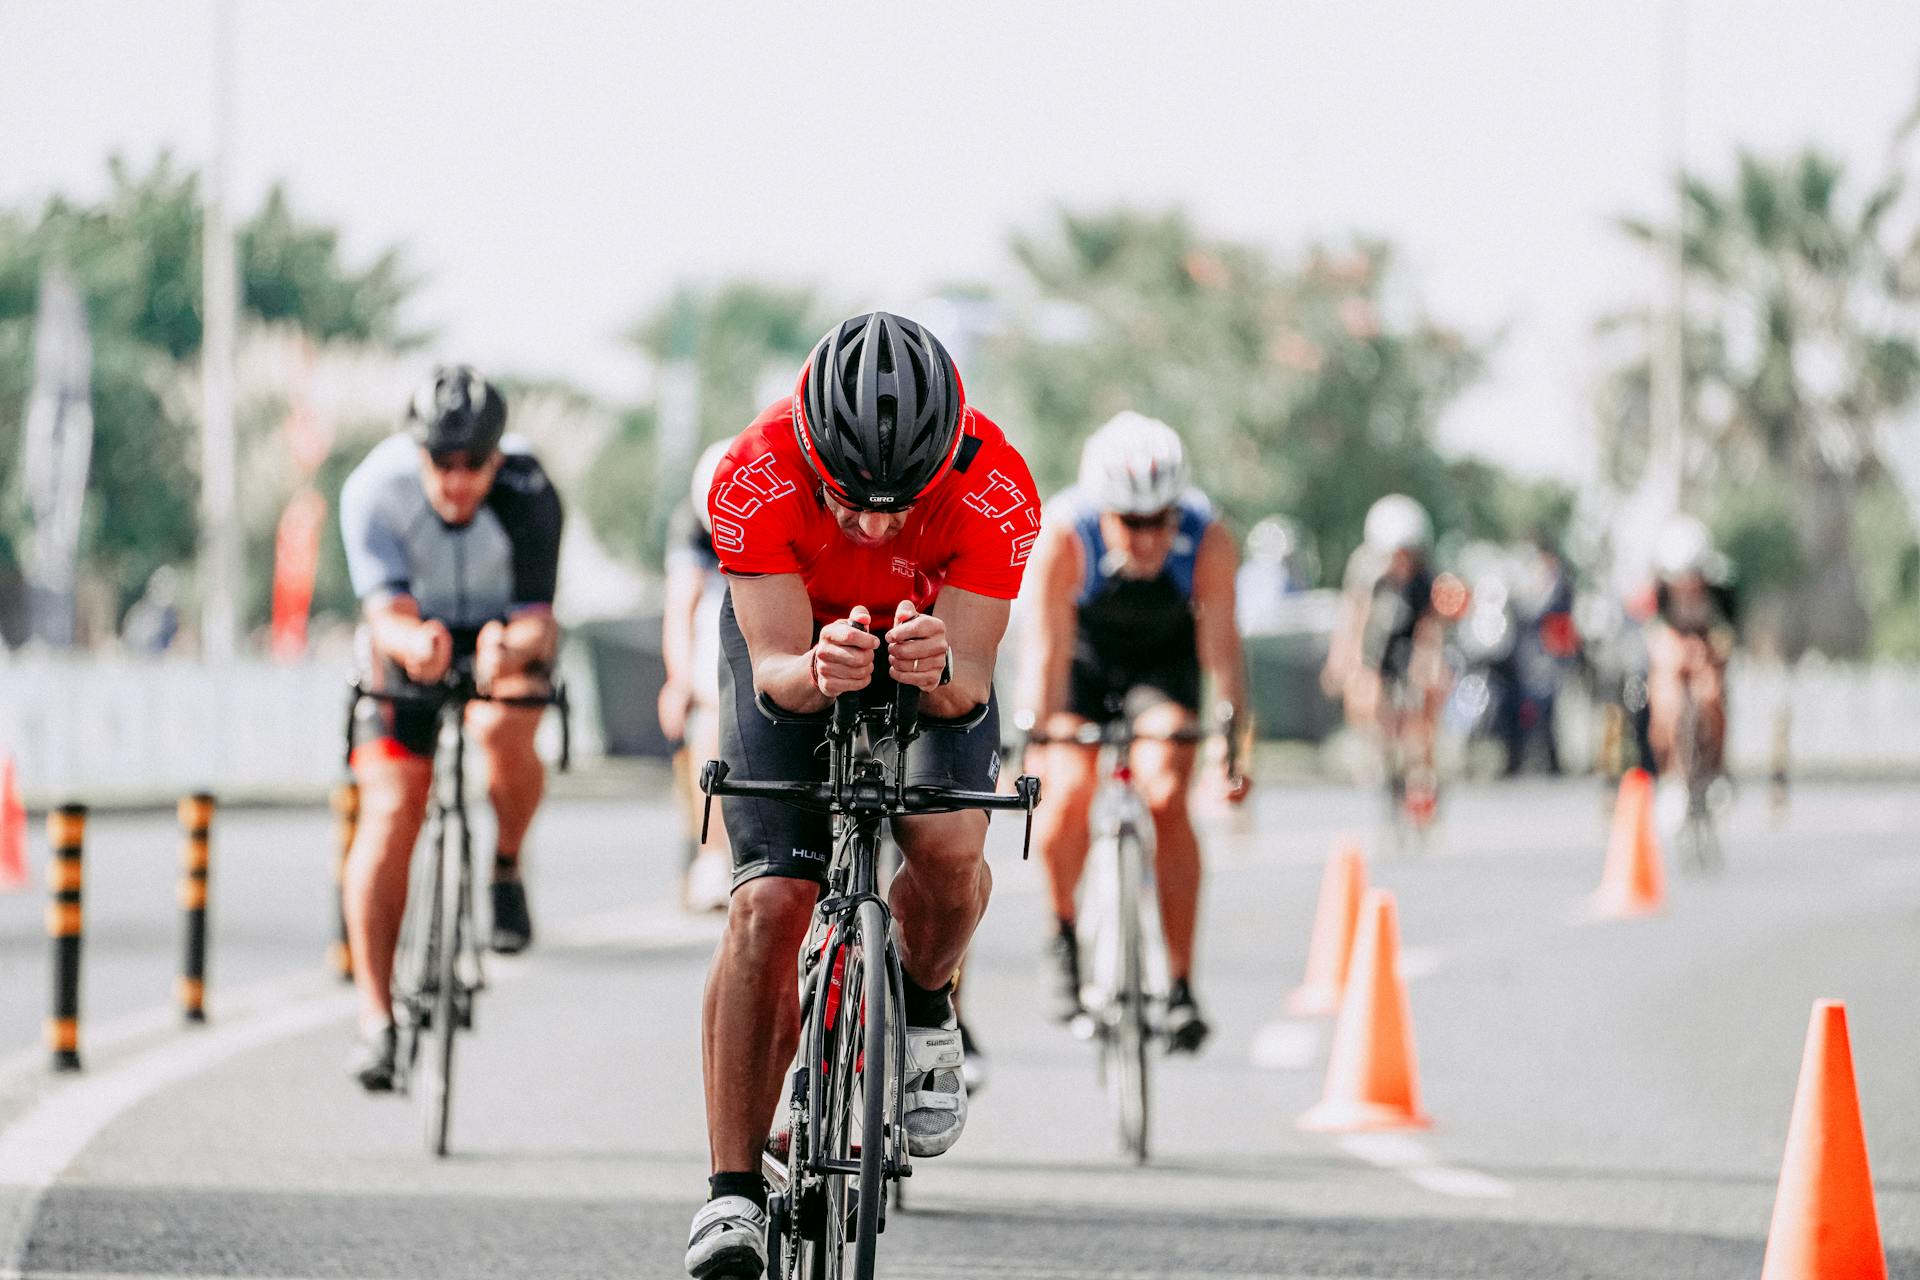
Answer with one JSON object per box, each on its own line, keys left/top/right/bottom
{"left": 1066, "top": 653, "right": 1201, "bottom": 724}
{"left": 717, "top": 589, "right": 1002, "bottom": 891}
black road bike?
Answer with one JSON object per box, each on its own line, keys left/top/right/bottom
{"left": 701, "top": 679, "right": 1038, "bottom": 1279}
{"left": 344, "top": 668, "right": 570, "bottom": 1156}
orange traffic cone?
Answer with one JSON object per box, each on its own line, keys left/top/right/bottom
{"left": 1589, "top": 767, "right": 1664, "bottom": 918}
{"left": 1287, "top": 840, "right": 1367, "bottom": 1016}
{"left": 1760, "top": 1000, "right": 1887, "bottom": 1280}
{"left": 0, "top": 754, "right": 26, "bottom": 894}
{"left": 1300, "top": 889, "right": 1431, "bottom": 1132}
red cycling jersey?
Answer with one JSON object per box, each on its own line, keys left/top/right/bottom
{"left": 708, "top": 397, "right": 1040, "bottom": 625}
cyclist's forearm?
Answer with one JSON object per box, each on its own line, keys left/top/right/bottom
{"left": 1020, "top": 637, "right": 1071, "bottom": 723}
{"left": 754, "top": 650, "right": 832, "bottom": 714}
{"left": 498, "top": 610, "right": 557, "bottom": 668}
{"left": 919, "top": 649, "right": 994, "bottom": 719}
{"left": 365, "top": 597, "right": 427, "bottom": 662}
{"left": 658, "top": 568, "right": 702, "bottom": 687}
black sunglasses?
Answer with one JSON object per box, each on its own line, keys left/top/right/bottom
{"left": 1116, "top": 508, "right": 1175, "bottom": 531}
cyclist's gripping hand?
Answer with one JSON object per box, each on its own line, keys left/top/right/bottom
{"left": 403, "top": 619, "right": 455, "bottom": 685}
{"left": 886, "top": 600, "right": 949, "bottom": 692}
{"left": 812, "top": 605, "right": 881, "bottom": 698}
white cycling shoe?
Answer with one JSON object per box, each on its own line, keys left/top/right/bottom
{"left": 903, "top": 1017, "right": 969, "bottom": 1157}
{"left": 685, "top": 1196, "right": 768, "bottom": 1279}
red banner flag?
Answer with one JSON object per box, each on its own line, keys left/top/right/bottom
{"left": 269, "top": 487, "right": 327, "bottom": 660}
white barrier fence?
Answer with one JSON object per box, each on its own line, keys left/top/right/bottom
{"left": 1726, "top": 657, "right": 1920, "bottom": 778}
{"left": 0, "top": 652, "right": 601, "bottom": 808}
{"left": 0, "top": 652, "right": 1910, "bottom": 806}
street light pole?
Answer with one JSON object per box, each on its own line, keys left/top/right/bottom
{"left": 199, "top": 0, "right": 241, "bottom": 660}
{"left": 1647, "top": 0, "right": 1688, "bottom": 517}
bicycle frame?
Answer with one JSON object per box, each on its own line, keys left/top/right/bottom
{"left": 1076, "top": 734, "right": 1164, "bottom": 1031}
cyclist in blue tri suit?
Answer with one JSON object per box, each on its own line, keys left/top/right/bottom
{"left": 1018, "top": 413, "right": 1250, "bottom": 1054}
{"left": 336, "top": 365, "right": 563, "bottom": 1091}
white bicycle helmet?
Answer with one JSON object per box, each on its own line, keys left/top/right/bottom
{"left": 1078, "top": 411, "right": 1190, "bottom": 515}
{"left": 1652, "top": 514, "right": 1714, "bottom": 579}
{"left": 690, "top": 440, "right": 731, "bottom": 535}
{"left": 1363, "top": 494, "right": 1433, "bottom": 555}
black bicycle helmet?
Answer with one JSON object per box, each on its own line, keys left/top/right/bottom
{"left": 405, "top": 364, "right": 507, "bottom": 457}
{"left": 792, "top": 312, "right": 965, "bottom": 508}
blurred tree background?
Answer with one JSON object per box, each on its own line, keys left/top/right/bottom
{"left": 3, "top": 128, "right": 1917, "bottom": 661}
{"left": 0, "top": 153, "right": 416, "bottom": 644}
{"left": 976, "top": 209, "right": 1571, "bottom": 584}
{"left": 580, "top": 283, "right": 822, "bottom": 570}
{"left": 1596, "top": 146, "right": 1920, "bottom": 658}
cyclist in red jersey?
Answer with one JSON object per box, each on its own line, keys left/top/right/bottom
{"left": 685, "top": 313, "right": 1038, "bottom": 1280}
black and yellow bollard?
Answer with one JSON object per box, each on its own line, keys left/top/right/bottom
{"left": 329, "top": 782, "right": 358, "bottom": 982}
{"left": 46, "top": 803, "right": 86, "bottom": 1072}
{"left": 177, "top": 792, "right": 215, "bottom": 1024}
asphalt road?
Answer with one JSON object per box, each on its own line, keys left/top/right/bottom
{"left": 1, "top": 770, "right": 1915, "bottom": 1278}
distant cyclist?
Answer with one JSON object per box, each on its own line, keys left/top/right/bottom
{"left": 1323, "top": 494, "right": 1446, "bottom": 810}
{"left": 1645, "top": 515, "right": 1736, "bottom": 781}
{"left": 337, "top": 366, "right": 563, "bottom": 1091}
{"left": 685, "top": 312, "right": 1038, "bottom": 1279}
{"left": 660, "top": 441, "right": 734, "bottom": 913}
{"left": 1018, "top": 412, "right": 1250, "bottom": 1054}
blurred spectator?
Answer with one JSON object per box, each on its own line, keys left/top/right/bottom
{"left": 1498, "top": 538, "right": 1578, "bottom": 775}
{"left": 659, "top": 442, "right": 732, "bottom": 913}
{"left": 121, "top": 566, "right": 181, "bottom": 655}
{"left": 1236, "top": 516, "right": 1316, "bottom": 633}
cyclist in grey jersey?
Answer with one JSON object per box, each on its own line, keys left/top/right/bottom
{"left": 341, "top": 435, "right": 561, "bottom": 636}
{"left": 337, "top": 365, "right": 563, "bottom": 1091}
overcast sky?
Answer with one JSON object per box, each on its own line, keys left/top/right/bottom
{"left": 4, "top": 1, "right": 1917, "bottom": 480}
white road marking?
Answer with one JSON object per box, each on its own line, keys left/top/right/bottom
{"left": 1248, "top": 1019, "right": 1322, "bottom": 1071}
{"left": 1337, "top": 1133, "right": 1514, "bottom": 1200}
{"left": 8, "top": 1275, "right": 333, "bottom": 1280}
{"left": 0, "top": 969, "right": 338, "bottom": 1097}
{"left": 1399, "top": 946, "right": 1445, "bottom": 981}
{"left": 0, "top": 987, "right": 355, "bottom": 1279}
{"left": 0, "top": 894, "right": 715, "bottom": 1279}
{"left": 914, "top": 1266, "right": 1326, "bottom": 1280}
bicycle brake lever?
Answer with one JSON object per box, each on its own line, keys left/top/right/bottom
{"left": 698, "top": 759, "right": 728, "bottom": 844}
{"left": 1017, "top": 774, "right": 1042, "bottom": 860}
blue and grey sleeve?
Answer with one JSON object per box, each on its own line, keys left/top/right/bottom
{"left": 339, "top": 465, "right": 411, "bottom": 603}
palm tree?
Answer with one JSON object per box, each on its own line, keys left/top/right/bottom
{"left": 1605, "top": 149, "right": 1920, "bottom": 657}
{"left": 984, "top": 209, "right": 1487, "bottom": 584}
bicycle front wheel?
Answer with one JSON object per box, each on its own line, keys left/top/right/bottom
{"left": 422, "top": 814, "right": 464, "bottom": 1156}
{"left": 1106, "top": 830, "right": 1150, "bottom": 1164}
{"left": 850, "top": 898, "right": 890, "bottom": 1279}
{"left": 794, "top": 900, "right": 891, "bottom": 1280}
